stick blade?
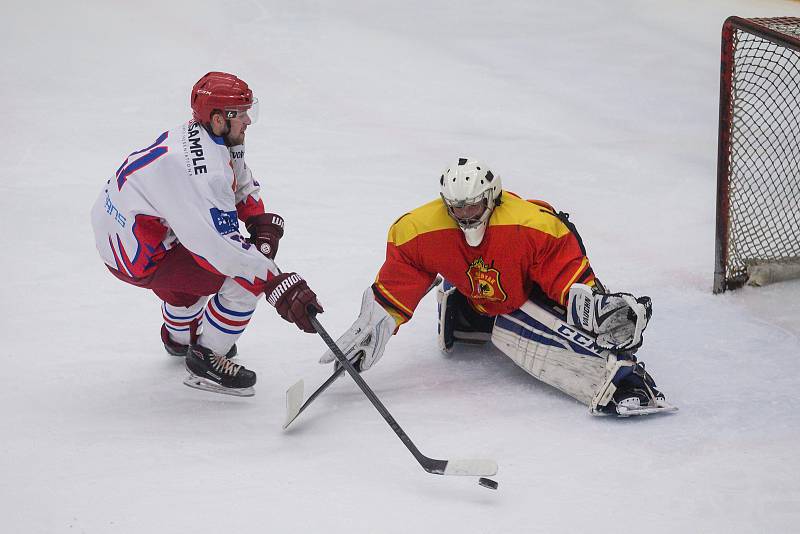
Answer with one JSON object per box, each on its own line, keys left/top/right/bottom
{"left": 283, "top": 379, "right": 305, "bottom": 429}
{"left": 442, "top": 459, "right": 499, "bottom": 477}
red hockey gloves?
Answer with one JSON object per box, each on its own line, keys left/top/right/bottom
{"left": 265, "top": 272, "right": 323, "bottom": 333}
{"left": 245, "top": 213, "right": 284, "bottom": 260}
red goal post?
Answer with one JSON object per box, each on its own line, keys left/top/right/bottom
{"left": 714, "top": 17, "right": 800, "bottom": 293}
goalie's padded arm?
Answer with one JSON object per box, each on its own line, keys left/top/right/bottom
{"left": 372, "top": 238, "right": 437, "bottom": 326}
{"left": 371, "top": 282, "right": 413, "bottom": 327}
{"left": 525, "top": 208, "right": 596, "bottom": 306}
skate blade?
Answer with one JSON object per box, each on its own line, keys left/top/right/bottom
{"left": 615, "top": 400, "right": 679, "bottom": 417}
{"left": 591, "top": 401, "right": 678, "bottom": 418}
{"left": 183, "top": 374, "right": 255, "bottom": 397}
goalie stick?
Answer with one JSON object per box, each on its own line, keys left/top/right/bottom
{"left": 284, "top": 276, "right": 443, "bottom": 429}
{"left": 307, "top": 313, "right": 498, "bottom": 477}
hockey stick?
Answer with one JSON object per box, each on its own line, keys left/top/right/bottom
{"left": 308, "top": 313, "right": 497, "bottom": 477}
{"left": 284, "top": 276, "right": 444, "bottom": 429}
{"left": 283, "top": 354, "right": 355, "bottom": 429}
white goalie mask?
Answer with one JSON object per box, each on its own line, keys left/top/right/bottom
{"left": 440, "top": 157, "right": 502, "bottom": 247}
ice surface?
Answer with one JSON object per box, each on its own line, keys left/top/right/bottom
{"left": 2, "top": 0, "right": 800, "bottom": 532}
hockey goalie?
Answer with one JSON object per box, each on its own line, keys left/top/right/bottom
{"left": 319, "top": 157, "right": 676, "bottom": 417}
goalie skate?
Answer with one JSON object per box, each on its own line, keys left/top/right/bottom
{"left": 592, "top": 386, "right": 678, "bottom": 417}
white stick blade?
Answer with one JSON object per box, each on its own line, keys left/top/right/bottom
{"left": 443, "top": 459, "right": 498, "bottom": 477}
{"left": 283, "top": 379, "right": 304, "bottom": 429}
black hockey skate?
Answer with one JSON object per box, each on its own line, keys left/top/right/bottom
{"left": 596, "top": 362, "right": 677, "bottom": 417}
{"left": 161, "top": 324, "right": 237, "bottom": 358}
{"left": 183, "top": 344, "right": 256, "bottom": 397}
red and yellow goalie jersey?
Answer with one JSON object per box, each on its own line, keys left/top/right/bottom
{"left": 373, "top": 192, "right": 596, "bottom": 325}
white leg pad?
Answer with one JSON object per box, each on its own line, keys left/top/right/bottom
{"left": 491, "top": 300, "right": 611, "bottom": 406}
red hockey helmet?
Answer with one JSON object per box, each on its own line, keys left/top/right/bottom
{"left": 190, "top": 72, "right": 259, "bottom": 125}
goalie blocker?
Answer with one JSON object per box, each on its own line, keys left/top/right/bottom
{"left": 437, "top": 282, "right": 675, "bottom": 417}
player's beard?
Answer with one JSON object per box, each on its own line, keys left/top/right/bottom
{"left": 222, "top": 122, "right": 246, "bottom": 147}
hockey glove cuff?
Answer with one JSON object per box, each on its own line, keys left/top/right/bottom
{"left": 246, "top": 213, "right": 285, "bottom": 260}
{"left": 265, "top": 272, "right": 323, "bottom": 333}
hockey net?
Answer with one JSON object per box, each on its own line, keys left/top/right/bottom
{"left": 714, "top": 17, "right": 800, "bottom": 293}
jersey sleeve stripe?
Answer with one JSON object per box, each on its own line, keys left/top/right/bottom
{"left": 559, "top": 257, "right": 591, "bottom": 305}
{"left": 576, "top": 266, "right": 596, "bottom": 285}
{"left": 372, "top": 281, "right": 414, "bottom": 320}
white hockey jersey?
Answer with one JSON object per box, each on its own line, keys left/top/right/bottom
{"left": 91, "top": 120, "right": 278, "bottom": 296}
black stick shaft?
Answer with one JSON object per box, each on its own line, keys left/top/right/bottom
{"left": 309, "top": 314, "right": 432, "bottom": 468}
{"left": 300, "top": 276, "right": 442, "bottom": 417}
{"left": 290, "top": 360, "right": 347, "bottom": 422}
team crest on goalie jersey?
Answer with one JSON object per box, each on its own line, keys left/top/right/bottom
{"left": 466, "top": 257, "right": 507, "bottom": 302}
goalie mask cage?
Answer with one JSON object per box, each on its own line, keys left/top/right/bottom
{"left": 714, "top": 16, "right": 800, "bottom": 293}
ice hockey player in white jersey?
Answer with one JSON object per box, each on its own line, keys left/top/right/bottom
{"left": 91, "top": 71, "right": 323, "bottom": 397}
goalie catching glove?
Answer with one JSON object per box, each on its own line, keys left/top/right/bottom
{"left": 566, "top": 283, "right": 652, "bottom": 352}
{"left": 318, "top": 287, "right": 399, "bottom": 372}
